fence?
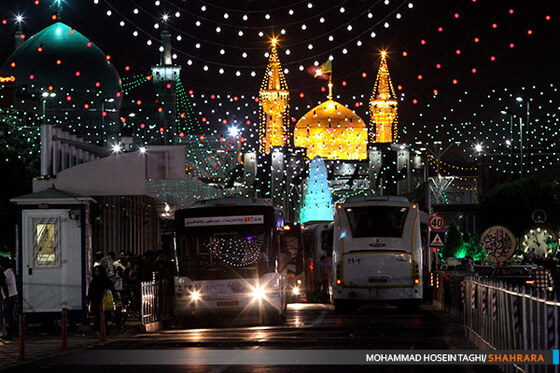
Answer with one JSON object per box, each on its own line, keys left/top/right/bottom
{"left": 434, "top": 272, "right": 560, "bottom": 373}
{"left": 141, "top": 280, "right": 162, "bottom": 325}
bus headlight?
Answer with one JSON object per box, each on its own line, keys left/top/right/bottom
{"left": 291, "top": 286, "right": 301, "bottom": 296}
{"left": 252, "top": 286, "right": 266, "bottom": 300}
{"left": 190, "top": 290, "right": 201, "bottom": 301}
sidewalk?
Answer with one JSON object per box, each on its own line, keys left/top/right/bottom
{"left": 0, "top": 321, "right": 143, "bottom": 371}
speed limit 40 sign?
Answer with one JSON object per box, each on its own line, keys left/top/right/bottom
{"left": 429, "top": 215, "right": 445, "bottom": 231}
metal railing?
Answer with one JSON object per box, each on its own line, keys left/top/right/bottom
{"left": 434, "top": 272, "right": 560, "bottom": 373}
{"left": 141, "top": 280, "right": 162, "bottom": 325}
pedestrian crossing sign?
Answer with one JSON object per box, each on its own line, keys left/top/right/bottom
{"left": 430, "top": 231, "right": 445, "bottom": 247}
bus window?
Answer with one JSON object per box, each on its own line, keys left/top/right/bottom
{"left": 345, "top": 206, "right": 409, "bottom": 238}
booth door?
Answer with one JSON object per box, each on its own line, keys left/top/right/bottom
{"left": 22, "top": 209, "right": 82, "bottom": 313}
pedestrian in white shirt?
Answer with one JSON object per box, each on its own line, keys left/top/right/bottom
{"left": 0, "top": 257, "right": 18, "bottom": 340}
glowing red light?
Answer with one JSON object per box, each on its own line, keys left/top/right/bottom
{"left": 116, "top": 92, "right": 121, "bottom": 97}
{"left": 179, "top": 132, "right": 185, "bottom": 137}
{"left": 233, "top": 96, "right": 238, "bottom": 101}
{"left": 336, "top": 279, "right": 342, "bottom": 285}
{"left": 490, "top": 56, "right": 496, "bottom": 61}
{"left": 433, "top": 89, "right": 438, "bottom": 95}
{"left": 362, "top": 72, "right": 367, "bottom": 78}
{"left": 180, "top": 113, "right": 185, "bottom": 118}
{"left": 527, "top": 30, "right": 533, "bottom": 35}
{"left": 158, "top": 107, "right": 163, "bottom": 112}
{"left": 87, "top": 42, "right": 92, "bottom": 48}
{"left": 397, "top": 85, "right": 402, "bottom": 90}
{"left": 102, "top": 111, "right": 107, "bottom": 117}
{"left": 299, "top": 92, "right": 304, "bottom": 98}
{"left": 222, "top": 119, "right": 227, "bottom": 124}
{"left": 120, "top": 117, "right": 126, "bottom": 123}
{"left": 452, "top": 79, "right": 458, "bottom": 84}
{"left": 420, "top": 39, "right": 426, "bottom": 45}
{"left": 199, "top": 135, "right": 205, "bottom": 140}
{"left": 210, "top": 94, "right": 216, "bottom": 99}
{"left": 402, "top": 51, "right": 408, "bottom": 57}
{"left": 454, "top": 13, "right": 459, "bottom": 18}
{"left": 56, "top": 60, "right": 61, "bottom": 65}
{"left": 125, "top": 66, "right": 130, "bottom": 71}
{"left": 472, "top": 68, "right": 477, "bottom": 73}
{"left": 106, "top": 55, "right": 111, "bottom": 60}
{"left": 52, "top": 15, "right": 57, "bottom": 20}
{"left": 201, "top": 117, "right": 207, "bottom": 122}
{"left": 412, "top": 204, "right": 417, "bottom": 209}
{"left": 75, "top": 71, "right": 80, "bottom": 76}
{"left": 220, "top": 137, "right": 225, "bottom": 142}
{"left": 337, "top": 204, "right": 342, "bottom": 209}
{"left": 84, "top": 104, "right": 89, "bottom": 109}
{"left": 35, "top": 0, "right": 39, "bottom": 4}
{"left": 321, "top": 86, "right": 326, "bottom": 92}
{"left": 137, "top": 100, "right": 142, "bottom": 106}
{"left": 509, "top": 9, "right": 514, "bottom": 14}
{"left": 436, "top": 63, "right": 441, "bottom": 69}
{"left": 159, "top": 128, "right": 164, "bottom": 133}
{"left": 37, "top": 47, "right": 43, "bottom": 52}
{"left": 509, "top": 43, "right": 514, "bottom": 48}
{"left": 412, "top": 99, "right": 418, "bottom": 104}
{"left": 417, "top": 75, "right": 423, "bottom": 80}
{"left": 188, "top": 90, "right": 193, "bottom": 95}
{"left": 246, "top": 120, "right": 251, "bottom": 125}
{"left": 355, "top": 102, "right": 360, "bottom": 108}
{"left": 95, "top": 82, "right": 101, "bottom": 87}
{"left": 455, "top": 49, "right": 461, "bottom": 55}
{"left": 492, "top": 23, "right": 497, "bottom": 29}
{"left": 254, "top": 97, "right": 259, "bottom": 102}
{"left": 240, "top": 138, "right": 246, "bottom": 143}
{"left": 2, "top": 20, "right": 7, "bottom": 25}
{"left": 292, "top": 117, "right": 297, "bottom": 122}
{"left": 10, "top": 62, "right": 15, "bottom": 68}
{"left": 48, "top": 85, "right": 53, "bottom": 91}
{"left": 66, "top": 96, "right": 72, "bottom": 101}
{"left": 140, "top": 123, "right": 145, "bottom": 129}
{"left": 546, "top": 15, "right": 551, "bottom": 21}
{"left": 166, "top": 83, "right": 171, "bottom": 89}
{"left": 69, "top": 29, "right": 74, "bottom": 34}
{"left": 146, "top": 76, "right": 152, "bottom": 81}
{"left": 474, "top": 37, "right": 479, "bottom": 43}
{"left": 438, "top": 27, "right": 443, "bottom": 32}
{"left": 29, "top": 74, "right": 34, "bottom": 80}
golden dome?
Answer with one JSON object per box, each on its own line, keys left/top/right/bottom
{"left": 294, "top": 100, "right": 367, "bottom": 160}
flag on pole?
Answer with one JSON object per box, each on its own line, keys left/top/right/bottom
{"left": 307, "top": 60, "right": 332, "bottom": 80}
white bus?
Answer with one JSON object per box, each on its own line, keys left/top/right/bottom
{"left": 332, "top": 196, "right": 430, "bottom": 312}
{"left": 173, "top": 198, "right": 288, "bottom": 325}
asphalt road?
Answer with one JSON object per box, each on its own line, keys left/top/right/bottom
{"left": 10, "top": 303, "right": 498, "bottom": 372}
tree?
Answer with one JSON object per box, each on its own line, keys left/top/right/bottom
{"left": 441, "top": 222, "right": 463, "bottom": 259}
{"left": 479, "top": 177, "right": 560, "bottom": 237}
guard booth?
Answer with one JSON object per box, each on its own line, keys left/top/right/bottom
{"left": 10, "top": 187, "right": 94, "bottom": 321}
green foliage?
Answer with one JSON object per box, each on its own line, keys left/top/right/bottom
{"left": 0, "top": 111, "right": 40, "bottom": 251}
{"left": 479, "top": 177, "right": 560, "bottom": 237}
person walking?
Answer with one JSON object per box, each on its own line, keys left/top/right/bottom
{"left": 88, "top": 265, "right": 115, "bottom": 332}
{"left": 0, "top": 257, "right": 19, "bottom": 340}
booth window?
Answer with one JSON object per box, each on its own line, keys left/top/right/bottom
{"left": 36, "top": 223, "right": 56, "bottom": 265}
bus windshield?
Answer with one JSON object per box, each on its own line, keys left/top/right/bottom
{"left": 345, "top": 206, "right": 409, "bottom": 238}
{"left": 179, "top": 228, "right": 274, "bottom": 280}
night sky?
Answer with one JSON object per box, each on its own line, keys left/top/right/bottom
{"left": 0, "top": 0, "right": 558, "bottom": 164}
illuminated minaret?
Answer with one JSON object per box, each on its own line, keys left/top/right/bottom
{"left": 258, "top": 38, "right": 290, "bottom": 153}
{"left": 369, "top": 51, "right": 398, "bottom": 143}
{"left": 151, "top": 20, "right": 181, "bottom": 145}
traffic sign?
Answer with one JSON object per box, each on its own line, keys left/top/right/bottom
{"left": 430, "top": 231, "right": 445, "bottom": 247}
{"left": 429, "top": 215, "right": 445, "bottom": 231}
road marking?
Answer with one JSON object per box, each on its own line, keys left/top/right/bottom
{"left": 310, "top": 309, "right": 327, "bottom": 327}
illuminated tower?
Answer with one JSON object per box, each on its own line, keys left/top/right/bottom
{"left": 369, "top": 51, "right": 398, "bottom": 143}
{"left": 258, "top": 38, "right": 290, "bottom": 153}
{"left": 151, "top": 22, "right": 181, "bottom": 145}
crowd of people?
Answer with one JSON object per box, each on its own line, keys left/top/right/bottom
{"left": 87, "top": 249, "right": 174, "bottom": 330}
